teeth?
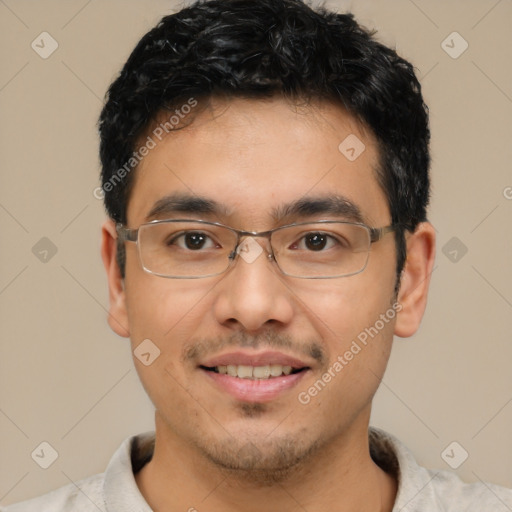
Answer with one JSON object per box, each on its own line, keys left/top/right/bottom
{"left": 237, "top": 365, "right": 253, "bottom": 379}
{"left": 270, "top": 364, "right": 283, "bottom": 377}
{"left": 214, "top": 364, "right": 296, "bottom": 379}
{"left": 253, "top": 365, "right": 271, "bottom": 379}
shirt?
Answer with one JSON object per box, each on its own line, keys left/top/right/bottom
{"left": 2, "top": 427, "right": 511, "bottom": 511}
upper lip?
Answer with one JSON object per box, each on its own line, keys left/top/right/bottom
{"left": 200, "top": 351, "right": 311, "bottom": 369}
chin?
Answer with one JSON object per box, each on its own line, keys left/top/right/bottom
{"left": 191, "top": 428, "right": 324, "bottom": 485}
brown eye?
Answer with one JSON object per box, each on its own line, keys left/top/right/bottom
{"left": 291, "top": 232, "right": 339, "bottom": 251}
{"left": 183, "top": 232, "right": 208, "bottom": 249}
{"left": 168, "top": 231, "right": 216, "bottom": 250}
{"left": 304, "top": 233, "right": 328, "bottom": 251}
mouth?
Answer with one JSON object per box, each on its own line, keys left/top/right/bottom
{"left": 198, "top": 351, "right": 311, "bottom": 402}
{"left": 200, "top": 364, "right": 305, "bottom": 379}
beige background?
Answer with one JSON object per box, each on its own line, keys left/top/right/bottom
{"left": 1, "top": 0, "right": 511, "bottom": 505}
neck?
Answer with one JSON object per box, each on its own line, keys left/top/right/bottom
{"left": 135, "top": 412, "right": 397, "bottom": 512}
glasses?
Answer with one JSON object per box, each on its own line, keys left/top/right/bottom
{"left": 116, "top": 219, "right": 396, "bottom": 279}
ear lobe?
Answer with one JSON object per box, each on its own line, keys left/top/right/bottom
{"left": 394, "top": 222, "right": 436, "bottom": 338}
{"left": 101, "top": 219, "right": 130, "bottom": 338}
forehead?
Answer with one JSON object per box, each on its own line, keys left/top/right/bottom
{"left": 127, "top": 96, "right": 390, "bottom": 228}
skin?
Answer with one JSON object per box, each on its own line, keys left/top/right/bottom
{"left": 101, "top": 96, "right": 436, "bottom": 512}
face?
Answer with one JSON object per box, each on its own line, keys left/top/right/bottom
{"left": 105, "top": 96, "right": 409, "bottom": 479}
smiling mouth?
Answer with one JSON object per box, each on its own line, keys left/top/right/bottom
{"left": 200, "top": 364, "right": 308, "bottom": 379}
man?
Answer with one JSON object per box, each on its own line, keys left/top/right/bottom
{"left": 4, "top": 0, "right": 511, "bottom": 510}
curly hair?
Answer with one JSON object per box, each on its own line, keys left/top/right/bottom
{"left": 98, "top": 0, "right": 430, "bottom": 285}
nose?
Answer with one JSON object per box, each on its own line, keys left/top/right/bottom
{"left": 212, "top": 237, "right": 294, "bottom": 332}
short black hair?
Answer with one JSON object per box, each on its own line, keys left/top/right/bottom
{"left": 98, "top": 0, "right": 430, "bottom": 286}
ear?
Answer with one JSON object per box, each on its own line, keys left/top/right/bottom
{"left": 394, "top": 222, "right": 436, "bottom": 338}
{"left": 101, "top": 219, "right": 130, "bottom": 338}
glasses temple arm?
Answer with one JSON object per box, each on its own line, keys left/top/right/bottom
{"left": 116, "top": 224, "right": 138, "bottom": 242}
{"left": 370, "top": 224, "right": 400, "bottom": 243}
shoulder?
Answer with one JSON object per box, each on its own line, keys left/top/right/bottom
{"left": 0, "top": 473, "right": 105, "bottom": 512}
{"left": 1, "top": 431, "right": 155, "bottom": 512}
{"left": 369, "top": 427, "right": 512, "bottom": 511}
{"left": 424, "top": 466, "right": 512, "bottom": 511}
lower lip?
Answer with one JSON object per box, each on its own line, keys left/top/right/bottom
{"left": 202, "top": 369, "right": 308, "bottom": 403}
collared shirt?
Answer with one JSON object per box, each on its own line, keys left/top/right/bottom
{"left": 2, "top": 427, "right": 511, "bottom": 511}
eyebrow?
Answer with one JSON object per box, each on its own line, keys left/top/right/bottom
{"left": 145, "top": 192, "right": 365, "bottom": 224}
{"left": 146, "top": 193, "right": 232, "bottom": 220}
{"left": 271, "top": 195, "right": 365, "bottom": 224}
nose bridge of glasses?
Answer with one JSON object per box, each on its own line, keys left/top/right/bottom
{"left": 229, "top": 229, "right": 275, "bottom": 262}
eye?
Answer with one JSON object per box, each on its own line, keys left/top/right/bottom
{"left": 292, "top": 232, "right": 341, "bottom": 251}
{"left": 168, "top": 231, "right": 218, "bottom": 250}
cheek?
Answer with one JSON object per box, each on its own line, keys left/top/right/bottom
{"left": 289, "top": 273, "right": 395, "bottom": 346}
{"left": 291, "top": 273, "right": 396, "bottom": 404}
{"left": 123, "top": 272, "right": 226, "bottom": 376}
{"left": 296, "top": 314, "right": 395, "bottom": 428}
{"left": 123, "top": 277, "right": 204, "bottom": 410}
{"left": 124, "top": 272, "right": 216, "bottom": 342}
